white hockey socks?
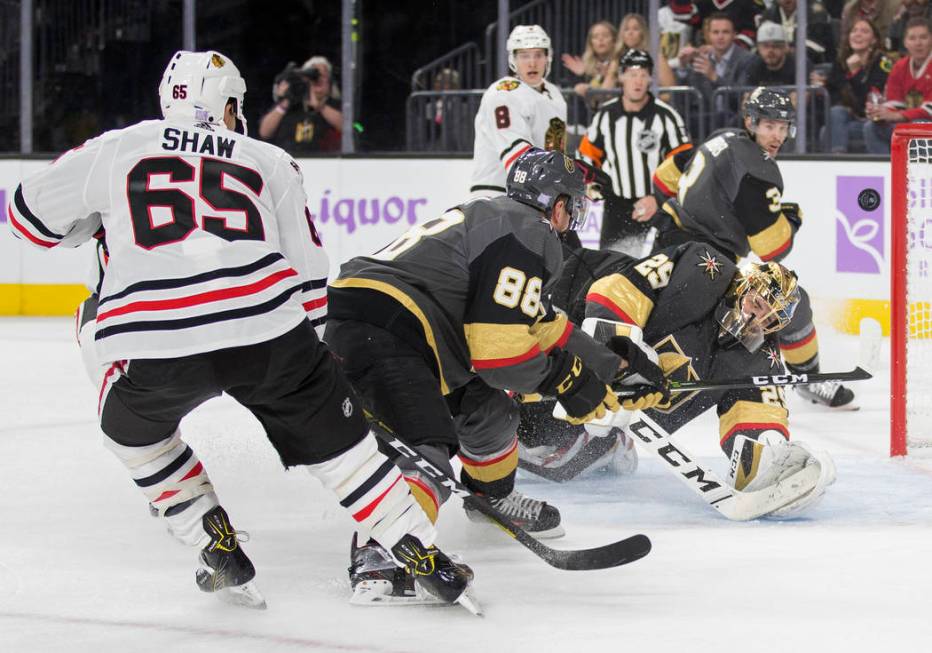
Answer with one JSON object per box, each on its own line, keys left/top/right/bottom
{"left": 306, "top": 432, "right": 436, "bottom": 552}
{"left": 103, "top": 429, "right": 218, "bottom": 547}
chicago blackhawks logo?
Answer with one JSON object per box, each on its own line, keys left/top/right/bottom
{"left": 544, "top": 117, "right": 567, "bottom": 152}
{"left": 210, "top": 54, "right": 226, "bottom": 68}
{"left": 496, "top": 79, "right": 520, "bottom": 91}
{"left": 697, "top": 250, "right": 723, "bottom": 279}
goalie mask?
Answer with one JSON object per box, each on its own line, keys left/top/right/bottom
{"left": 159, "top": 50, "right": 248, "bottom": 134}
{"left": 507, "top": 148, "right": 590, "bottom": 231}
{"left": 507, "top": 25, "right": 553, "bottom": 78}
{"left": 718, "top": 262, "right": 800, "bottom": 353}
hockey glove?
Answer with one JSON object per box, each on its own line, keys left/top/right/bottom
{"left": 539, "top": 350, "right": 620, "bottom": 425}
{"left": 781, "top": 202, "right": 803, "bottom": 231}
{"left": 606, "top": 336, "right": 670, "bottom": 411}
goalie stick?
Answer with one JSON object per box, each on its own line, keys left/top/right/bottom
{"left": 366, "top": 412, "right": 652, "bottom": 571}
{"left": 625, "top": 411, "right": 822, "bottom": 521}
{"left": 612, "top": 367, "right": 872, "bottom": 396}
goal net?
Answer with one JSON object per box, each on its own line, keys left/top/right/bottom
{"left": 891, "top": 125, "right": 932, "bottom": 456}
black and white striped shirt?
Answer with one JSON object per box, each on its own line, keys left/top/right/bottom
{"left": 578, "top": 95, "right": 690, "bottom": 200}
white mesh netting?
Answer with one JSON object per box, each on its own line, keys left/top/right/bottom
{"left": 905, "top": 139, "right": 932, "bottom": 450}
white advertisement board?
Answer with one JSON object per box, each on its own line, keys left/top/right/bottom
{"left": 0, "top": 156, "right": 897, "bottom": 331}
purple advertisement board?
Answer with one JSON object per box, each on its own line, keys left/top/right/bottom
{"left": 835, "top": 175, "right": 884, "bottom": 274}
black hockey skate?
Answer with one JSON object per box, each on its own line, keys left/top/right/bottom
{"left": 463, "top": 488, "right": 565, "bottom": 539}
{"left": 349, "top": 534, "right": 479, "bottom": 614}
{"left": 195, "top": 506, "right": 267, "bottom": 609}
{"left": 391, "top": 534, "right": 479, "bottom": 613}
{"left": 795, "top": 380, "right": 858, "bottom": 410}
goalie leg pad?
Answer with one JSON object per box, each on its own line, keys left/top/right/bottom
{"left": 307, "top": 432, "right": 436, "bottom": 552}
{"left": 103, "top": 429, "right": 218, "bottom": 546}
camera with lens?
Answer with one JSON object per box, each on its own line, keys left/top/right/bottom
{"left": 273, "top": 62, "right": 309, "bottom": 107}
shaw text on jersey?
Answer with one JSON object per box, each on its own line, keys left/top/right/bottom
{"left": 161, "top": 128, "right": 236, "bottom": 158}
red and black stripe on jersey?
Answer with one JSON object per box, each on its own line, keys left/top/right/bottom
{"left": 94, "top": 252, "right": 316, "bottom": 340}
{"left": 7, "top": 185, "right": 64, "bottom": 248}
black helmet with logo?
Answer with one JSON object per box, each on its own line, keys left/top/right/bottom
{"left": 744, "top": 86, "right": 797, "bottom": 137}
{"left": 506, "top": 148, "right": 590, "bottom": 230}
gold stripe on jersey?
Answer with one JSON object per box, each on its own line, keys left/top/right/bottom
{"left": 458, "top": 439, "right": 518, "bottom": 484}
{"left": 779, "top": 329, "right": 819, "bottom": 366}
{"left": 662, "top": 202, "right": 684, "bottom": 229}
{"left": 330, "top": 277, "right": 450, "bottom": 394}
{"left": 530, "top": 313, "right": 572, "bottom": 353}
{"left": 718, "top": 400, "right": 789, "bottom": 445}
{"left": 653, "top": 156, "right": 683, "bottom": 197}
{"left": 747, "top": 214, "right": 793, "bottom": 261}
{"left": 464, "top": 322, "right": 540, "bottom": 369}
{"left": 585, "top": 274, "right": 654, "bottom": 327}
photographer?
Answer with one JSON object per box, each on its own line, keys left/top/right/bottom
{"left": 258, "top": 56, "right": 343, "bottom": 153}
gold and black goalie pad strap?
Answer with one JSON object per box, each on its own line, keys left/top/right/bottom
{"left": 717, "top": 396, "right": 789, "bottom": 450}
{"left": 465, "top": 234, "right": 550, "bottom": 375}
{"left": 652, "top": 143, "right": 694, "bottom": 198}
{"left": 735, "top": 175, "right": 794, "bottom": 262}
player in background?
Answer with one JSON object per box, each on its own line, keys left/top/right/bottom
{"left": 650, "top": 87, "right": 857, "bottom": 410}
{"left": 326, "top": 149, "right": 667, "bottom": 604}
{"left": 7, "top": 50, "right": 475, "bottom": 612}
{"left": 469, "top": 25, "right": 567, "bottom": 197}
{"left": 518, "top": 242, "right": 836, "bottom": 518}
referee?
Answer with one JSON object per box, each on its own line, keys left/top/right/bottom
{"left": 577, "top": 49, "right": 690, "bottom": 250}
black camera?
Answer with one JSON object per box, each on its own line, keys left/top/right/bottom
{"left": 273, "top": 62, "right": 308, "bottom": 106}
{"left": 305, "top": 67, "right": 321, "bottom": 83}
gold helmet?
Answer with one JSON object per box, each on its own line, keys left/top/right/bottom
{"left": 719, "top": 262, "right": 800, "bottom": 352}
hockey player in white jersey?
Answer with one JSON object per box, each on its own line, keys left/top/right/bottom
{"left": 469, "top": 24, "right": 568, "bottom": 196}
{"left": 7, "top": 50, "right": 476, "bottom": 613}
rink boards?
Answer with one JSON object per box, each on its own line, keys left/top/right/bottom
{"left": 0, "top": 156, "right": 909, "bottom": 335}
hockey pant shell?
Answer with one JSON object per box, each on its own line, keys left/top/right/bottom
{"left": 326, "top": 319, "right": 520, "bottom": 518}
{"left": 777, "top": 286, "right": 820, "bottom": 374}
{"left": 98, "top": 320, "right": 435, "bottom": 549}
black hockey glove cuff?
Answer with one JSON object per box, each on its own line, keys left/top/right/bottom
{"left": 781, "top": 202, "right": 803, "bottom": 231}
{"left": 606, "top": 336, "right": 666, "bottom": 389}
{"left": 538, "top": 349, "right": 619, "bottom": 423}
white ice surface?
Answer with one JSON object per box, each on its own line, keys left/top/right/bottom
{"left": 1, "top": 318, "right": 930, "bottom": 653}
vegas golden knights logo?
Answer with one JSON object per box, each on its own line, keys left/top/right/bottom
{"left": 295, "top": 119, "right": 316, "bottom": 143}
{"left": 649, "top": 335, "right": 701, "bottom": 414}
{"left": 545, "top": 117, "right": 567, "bottom": 153}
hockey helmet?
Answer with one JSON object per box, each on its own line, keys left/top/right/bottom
{"left": 507, "top": 148, "right": 590, "bottom": 230}
{"left": 619, "top": 49, "right": 653, "bottom": 74}
{"left": 743, "top": 87, "right": 796, "bottom": 138}
{"left": 719, "top": 261, "right": 800, "bottom": 352}
{"left": 159, "top": 50, "right": 248, "bottom": 134}
{"left": 507, "top": 25, "right": 553, "bottom": 78}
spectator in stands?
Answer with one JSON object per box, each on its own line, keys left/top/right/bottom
{"left": 813, "top": 17, "right": 891, "bottom": 152}
{"left": 425, "top": 68, "right": 467, "bottom": 151}
{"left": 617, "top": 13, "right": 677, "bottom": 86}
{"left": 697, "top": 0, "right": 764, "bottom": 49}
{"left": 258, "top": 56, "right": 343, "bottom": 154}
{"left": 741, "top": 21, "right": 810, "bottom": 86}
{"left": 841, "top": 0, "right": 903, "bottom": 40}
{"left": 889, "top": 0, "right": 932, "bottom": 52}
{"left": 676, "top": 12, "right": 754, "bottom": 107}
{"left": 864, "top": 17, "right": 932, "bottom": 153}
{"left": 761, "top": 0, "right": 837, "bottom": 63}
{"left": 661, "top": 1, "right": 702, "bottom": 75}
{"left": 561, "top": 21, "right": 619, "bottom": 104}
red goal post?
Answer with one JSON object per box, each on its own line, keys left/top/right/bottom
{"left": 891, "top": 124, "right": 932, "bottom": 456}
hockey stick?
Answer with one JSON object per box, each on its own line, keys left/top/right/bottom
{"left": 625, "top": 411, "right": 822, "bottom": 521}
{"left": 365, "top": 411, "right": 651, "bottom": 571}
{"left": 612, "top": 367, "right": 872, "bottom": 396}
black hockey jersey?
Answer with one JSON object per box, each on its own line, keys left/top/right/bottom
{"left": 569, "top": 242, "right": 791, "bottom": 449}
{"left": 659, "top": 129, "right": 797, "bottom": 262}
{"left": 327, "top": 196, "right": 619, "bottom": 396}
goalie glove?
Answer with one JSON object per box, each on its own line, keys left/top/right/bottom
{"left": 606, "top": 336, "right": 669, "bottom": 411}
{"left": 781, "top": 202, "right": 803, "bottom": 231}
{"left": 539, "top": 350, "right": 620, "bottom": 425}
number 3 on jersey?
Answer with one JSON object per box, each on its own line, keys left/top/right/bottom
{"left": 127, "top": 156, "right": 264, "bottom": 249}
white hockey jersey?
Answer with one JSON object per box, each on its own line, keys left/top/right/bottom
{"left": 8, "top": 119, "right": 329, "bottom": 362}
{"left": 469, "top": 76, "right": 567, "bottom": 194}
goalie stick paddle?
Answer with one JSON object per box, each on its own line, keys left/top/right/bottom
{"left": 612, "top": 367, "right": 872, "bottom": 396}
{"left": 365, "top": 412, "right": 651, "bottom": 571}
{"left": 625, "top": 411, "right": 822, "bottom": 521}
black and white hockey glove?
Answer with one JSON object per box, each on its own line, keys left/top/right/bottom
{"left": 606, "top": 336, "right": 670, "bottom": 411}
{"left": 538, "top": 350, "right": 620, "bottom": 425}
